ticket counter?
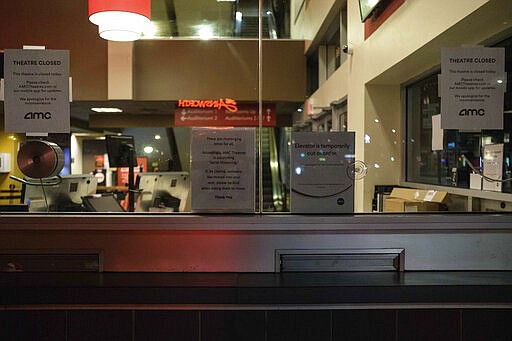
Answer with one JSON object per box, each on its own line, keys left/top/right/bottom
{"left": 1, "top": 1, "right": 512, "bottom": 339}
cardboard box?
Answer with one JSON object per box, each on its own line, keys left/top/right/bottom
{"left": 384, "top": 188, "right": 448, "bottom": 212}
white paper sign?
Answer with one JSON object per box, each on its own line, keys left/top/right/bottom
{"left": 431, "top": 114, "right": 444, "bottom": 151}
{"left": 440, "top": 47, "right": 505, "bottom": 130}
{"left": 290, "top": 131, "right": 355, "bottom": 213}
{"left": 482, "top": 143, "right": 503, "bottom": 192}
{"left": 3, "top": 49, "right": 70, "bottom": 133}
{"left": 423, "top": 190, "right": 436, "bottom": 202}
{"left": 191, "top": 127, "right": 255, "bottom": 212}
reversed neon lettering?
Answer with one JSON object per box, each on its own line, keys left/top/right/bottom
{"left": 178, "top": 98, "right": 238, "bottom": 113}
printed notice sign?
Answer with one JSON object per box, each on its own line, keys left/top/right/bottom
{"left": 440, "top": 47, "right": 505, "bottom": 130}
{"left": 482, "top": 143, "right": 503, "bottom": 192}
{"left": 431, "top": 114, "right": 443, "bottom": 151}
{"left": 4, "top": 49, "right": 70, "bottom": 133}
{"left": 191, "top": 128, "right": 255, "bottom": 212}
{"left": 290, "top": 131, "right": 355, "bottom": 213}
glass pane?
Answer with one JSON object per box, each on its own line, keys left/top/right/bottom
{"left": 0, "top": 1, "right": 261, "bottom": 213}
{"left": 406, "top": 74, "right": 442, "bottom": 185}
{"left": 2, "top": 0, "right": 512, "bottom": 215}
{"left": 405, "top": 36, "right": 512, "bottom": 211}
{"left": 145, "top": 0, "right": 290, "bottom": 40}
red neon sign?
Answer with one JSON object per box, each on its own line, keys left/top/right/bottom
{"left": 178, "top": 98, "right": 238, "bottom": 113}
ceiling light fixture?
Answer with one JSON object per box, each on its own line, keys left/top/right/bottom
{"left": 88, "top": 0, "right": 151, "bottom": 42}
{"left": 142, "top": 22, "right": 158, "bottom": 38}
{"left": 91, "top": 107, "right": 123, "bottom": 113}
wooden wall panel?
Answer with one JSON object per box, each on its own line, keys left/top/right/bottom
{"left": 0, "top": 0, "right": 108, "bottom": 100}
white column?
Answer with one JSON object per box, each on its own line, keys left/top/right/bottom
{"left": 108, "top": 41, "right": 133, "bottom": 99}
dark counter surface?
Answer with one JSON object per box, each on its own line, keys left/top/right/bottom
{"left": 1, "top": 213, "right": 511, "bottom": 232}
{"left": 1, "top": 271, "right": 512, "bottom": 306}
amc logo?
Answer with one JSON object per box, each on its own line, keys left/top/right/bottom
{"left": 459, "top": 108, "right": 485, "bottom": 116}
{"left": 24, "top": 112, "right": 52, "bottom": 120}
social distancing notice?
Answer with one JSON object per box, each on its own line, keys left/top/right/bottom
{"left": 190, "top": 127, "right": 255, "bottom": 212}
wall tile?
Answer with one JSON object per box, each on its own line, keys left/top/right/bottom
{"left": 463, "top": 309, "right": 512, "bottom": 341}
{"left": 201, "top": 310, "right": 265, "bottom": 341}
{"left": 267, "top": 310, "right": 331, "bottom": 341}
{"left": 0, "top": 310, "right": 66, "bottom": 341}
{"left": 333, "top": 310, "right": 396, "bottom": 341}
{"left": 68, "top": 310, "right": 132, "bottom": 341}
{"left": 398, "top": 309, "right": 460, "bottom": 341}
{"left": 134, "top": 310, "right": 199, "bottom": 341}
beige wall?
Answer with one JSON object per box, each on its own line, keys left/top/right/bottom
{"left": 132, "top": 40, "right": 306, "bottom": 102}
{"left": 363, "top": 85, "right": 402, "bottom": 211}
{"left": 294, "top": 0, "right": 512, "bottom": 211}
{"left": 291, "top": 0, "right": 340, "bottom": 45}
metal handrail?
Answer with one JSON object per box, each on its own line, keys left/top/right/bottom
{"left": 267, "top": 128, "right": 284, "bottom": 211}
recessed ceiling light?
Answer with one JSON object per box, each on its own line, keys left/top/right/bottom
{"left": 91, "top": 107, "right": 123, "bottom": 113}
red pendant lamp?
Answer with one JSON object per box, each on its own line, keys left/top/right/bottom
{"left": 88, "top": 0, "right": 151, "bottom": 41}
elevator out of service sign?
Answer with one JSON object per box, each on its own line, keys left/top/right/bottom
{"left": 3, "top": 49, "right": 70, "bottom": 133}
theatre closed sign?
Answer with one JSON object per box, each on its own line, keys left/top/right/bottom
{"left": 3, "top": 49, "right": 70, "bottom": 133}
{"left": 440, "top": 47, "right": 506, "bottom": 130}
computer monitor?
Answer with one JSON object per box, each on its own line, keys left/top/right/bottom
{"left": 23, "top": 174, "right": 98, "bottom": 212}
{"left": 135, "top": 172, "right": 190, "bottom": 212}
{"left": 105, "top": 135, "right": 137, "bottom": 167}
{"left": 82, "top": 194, "right": 125, "bottom": 213}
